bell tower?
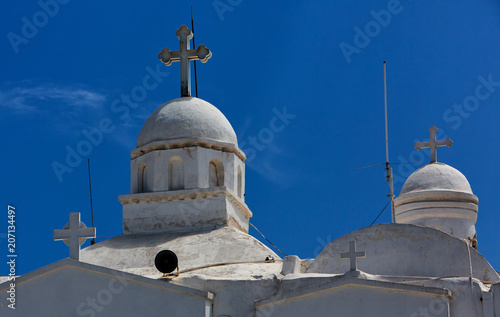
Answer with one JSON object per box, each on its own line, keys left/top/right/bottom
{"left": 118, "top": 26, "right": 251, "bottom": 235}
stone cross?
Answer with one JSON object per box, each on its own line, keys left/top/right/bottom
{"left": 414, "top": 125, "right": 453, "bottom": 163}
{"left": 340, "top": 241, "right": 366, "bottom": 271}
{"left": 54, "top": 212, "right": 96, "bottom": 261}
{"left": 158, "top": 25, "right": 212, "bottom": 97}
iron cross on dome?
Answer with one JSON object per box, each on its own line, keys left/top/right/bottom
{"left": 158, "top": 25, "right": 212, "bottom": 97}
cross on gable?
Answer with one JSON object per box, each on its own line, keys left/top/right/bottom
{"left": 54, "top": 212, "right": 96, "bottom": 260}
{"left": 158, "top": 25, "right": 212, "bottom": 97}
{"left": 340, "top": 240, "right": 366, "bottom": 271}
{"left": 414, "top": 125, "right": 453, "bottom": 163}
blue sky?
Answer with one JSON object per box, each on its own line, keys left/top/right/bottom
{"left": 1, "top": 0, "right": 500, "bottom": 276}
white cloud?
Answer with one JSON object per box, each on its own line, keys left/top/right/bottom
{"left": 0, "top": 84, "right": 106, "bottom": 113}
{"left": 0, "top": 92, "right": 36, "bottom": 112}
{"left": 246, "top": 142, "right": 297, "bottom": 188}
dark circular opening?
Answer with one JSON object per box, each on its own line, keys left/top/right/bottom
{"left": 154, "top": 250, "right": 178, "bottom": 274}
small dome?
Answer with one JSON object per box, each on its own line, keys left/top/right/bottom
{"left": 400, "top": 162, "right": 472, "bottom": 195}
{"left": 137, "top": 97, "right": 237, "bottom": 148}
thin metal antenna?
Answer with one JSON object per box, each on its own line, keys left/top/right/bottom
{"left": 87, "top": 158, "right": 96, "bottom": 245}
{"left": 355, "top": 62, "right": 419, "bottom": 224}
{"left": 384, "top": 61, "right": 396, "bottom": 223}
{"left": 191, "top": 6, "right": 198, "bottom": 98}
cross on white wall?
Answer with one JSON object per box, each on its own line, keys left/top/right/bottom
{"left": 414, "top": 125, "right": 453, "bottom": 163}
{"left": 54, "top": 212, "right": 96, "bottom": 261}
{"left": 158, "top": 25, "right": 212, "bottom": 97}
{"left": 340, "top": 241, "right": 366, "bottom": 271}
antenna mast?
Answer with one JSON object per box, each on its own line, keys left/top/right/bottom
{"left": 87, "top": 158, "right": 96, "bottom": 245}
{"left": 384, "top": 61, "right": 395, "bottom": 223}
{"left": 191, "top": 6, "right": 198, "bottom": 98}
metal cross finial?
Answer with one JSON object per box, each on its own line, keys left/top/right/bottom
{"left": 158, "top": 25, "right": 212, "bottom": 97}
{"left": 341, "top": 241, "right": 366, "bottom": 271}
{"left": 54, "top": 212, "right": 96, "bottom": 261}
{"left": 414, "top": 125, "right": 453, "bottom": 163}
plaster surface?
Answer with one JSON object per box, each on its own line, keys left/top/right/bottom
{"left": 137, "top": 97, "right": 237, "bottom": 148}
{"left": 401, "top": 162, "right": 472, "bottom": 194}
{"left": 307, "top": 223, "right": 499, "bottom": 282}
{"left": 80, "top": 227, "right": 280, "bottom": 278}
{"left": 256, "top": 278, "right": 450, "bottom": 317}
{"left": 0, "top": 259, "right": 213, "bottom": 317}
{"left": 120, "top": 187, "right": 251, "bottom": 234}
{"left": 129, "top": 146, "right": 245, "bottom": 197}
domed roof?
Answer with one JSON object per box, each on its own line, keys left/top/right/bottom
{"left": 137, "top": 97, "right": 237, "bottom": 148}
{"left": 400, "top": 162, "right": 473, "bottom": 195}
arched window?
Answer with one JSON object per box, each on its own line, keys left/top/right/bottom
{"left": 169, "top": 156, "right": 184, "bottom": 190}
{"left": 138, "top": 162, "right": 147, "bottom": 193}
{"left": 237, "top": 165, "right": 242, "bottom": 197}
{"left": 209, "top": 159, "right": 224, "bottom": 187}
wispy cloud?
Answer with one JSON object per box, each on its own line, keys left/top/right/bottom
{"left": 246, "top": 142, "right": 297, "bottom": 188}
{"left": 237, "top": 113, "right": 299, "bottom": 187}
{"left": 0, "top": 84, "right": 106, "bottom": 114}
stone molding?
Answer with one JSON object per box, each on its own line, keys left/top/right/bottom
{"left": 395, "top": 189, "right": 479, "bottom": 223}
{"left": 119, "top": 186, "right": 252, "bottom": 219}
{"left": 131, "top": 137, "right": 246, "bottom": 161}
{"left": 396, "top": 208, "right": 478, "bottom": 223}
{"left": 394, "top": 189, "right": 478, "bottom": 207}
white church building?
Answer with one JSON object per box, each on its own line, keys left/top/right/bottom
{"left": 1, "top": 25, "right": 499, "bottom": 317}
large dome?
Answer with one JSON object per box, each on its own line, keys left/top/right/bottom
{"left": 137, "top": 97, "right": 237, "bottom": 148}
{"left": 400, "top": 162, "right": 473, "bottom": 195}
